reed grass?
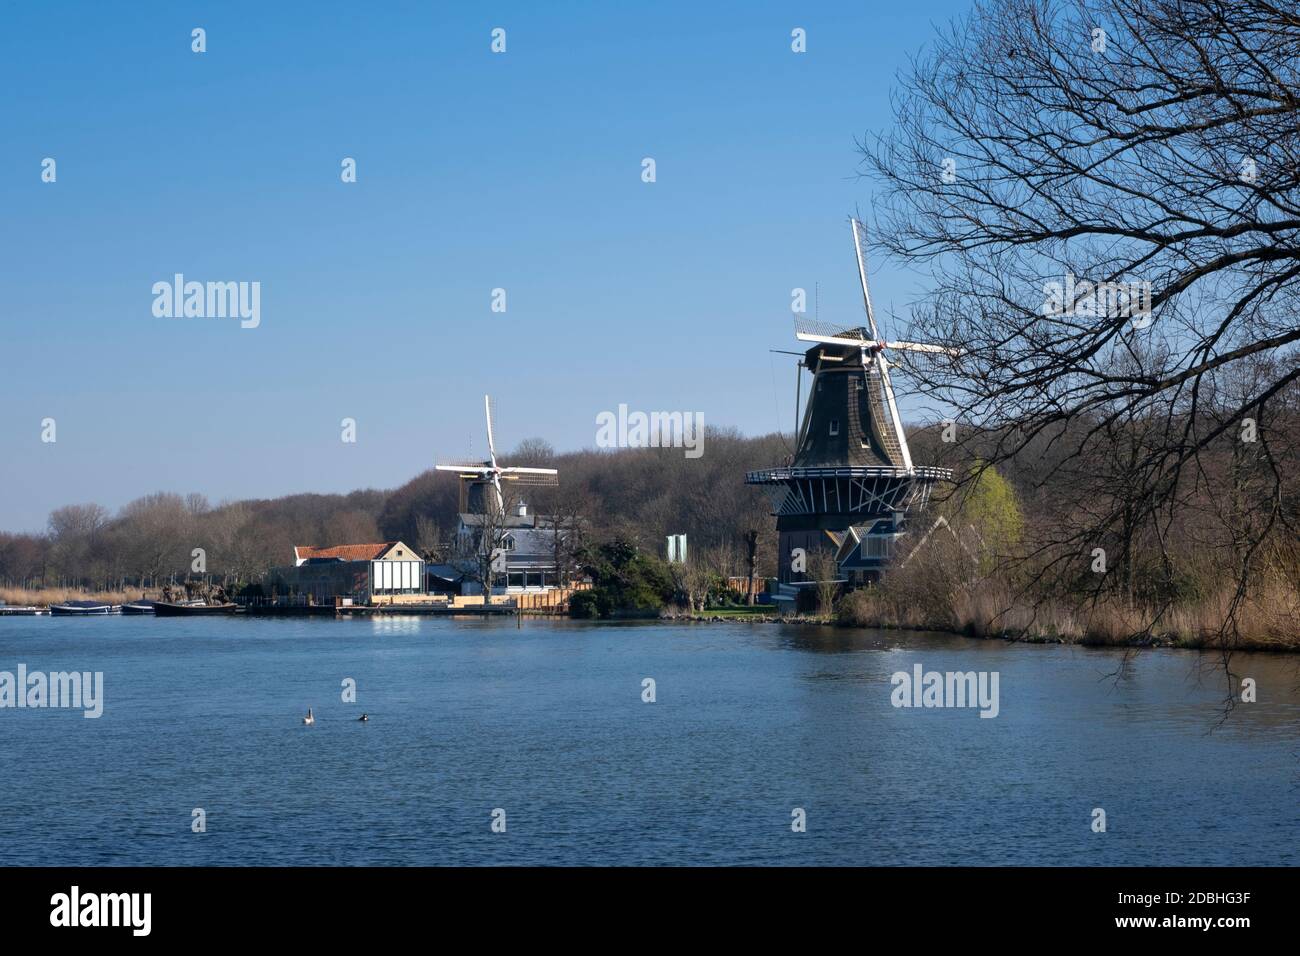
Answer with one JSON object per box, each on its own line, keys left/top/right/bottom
{"left": 0, "top": 586, "right": 154, "bottom": 608}
{"left": 838, "top": 575, "right": 1299, "bottom": 651}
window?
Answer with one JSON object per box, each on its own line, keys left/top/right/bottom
{"left": 829, "top": 419, "right": 840, "bottom": 436}
{"left": 865, "top": 536, "right": 895, "bottom": 558}
{"left": 501, "top": 535, "right": 515, "bottom": 551}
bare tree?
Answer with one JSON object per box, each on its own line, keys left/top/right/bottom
{"left": 117, "top": 493, "right": 190, "bottom": 587}
{"left": 328, "top": 509, "right": 381, "bottom": 545}
{"left": 0, "top": 532, "right": 47, "bottom": 589}
{"left": 744, "top": 529, "right": 759, "bottom": 604}
{"left": 46, "top": 503, "right": 108, "bottom": 588}
{"left": 544, "top": 483, "right": 587, "bottom": 587}
{"left": 805, "top": 550, "right": 842, "bottom": 619}
{"left": 674, "top": 555, "right": 714, "bottom": 613}
{"left": 510, "top": 437, "right": 556, "bottom": 465}
{"left": 861, "top": 0, "right": 1300, "bottom": 649}
{"left": 454, "top": 485, "right": 520, "bottom": 596}
{"left": 203, "top": 501, "right": 264, "bottom": 586}
{"left": 414, "top": 515, "right": 445, "bottom": 562}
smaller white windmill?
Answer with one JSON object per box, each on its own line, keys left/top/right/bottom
{"left": 793, "top": 218, "right": 960, "bottom": 473}
{"left": 436, "top": 395, "right": 559, "bottom": 513}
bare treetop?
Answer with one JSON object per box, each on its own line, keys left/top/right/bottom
{"left": 861, "top": 0, "right": 1300, "bottom": 646}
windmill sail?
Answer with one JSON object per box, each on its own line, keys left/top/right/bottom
{"left": 436, "top": 395, "right": 558, "bottom": 515}
{"left": 850, "top": 218, "right": 880, "bottom": 339}
{"left": 483, "top": 395, "right": 503, "bottom": 511}
{"left": 849, "top": 218, "right": 912, "bottom": 471}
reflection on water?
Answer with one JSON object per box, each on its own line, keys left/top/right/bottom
{"left": 369, "top": 615, "right": 423, "bottom": 635}
{"left": 0, "top": 616, "right": 1294, "bottom": 866}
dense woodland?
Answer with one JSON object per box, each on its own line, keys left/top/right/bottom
{"left": 0, "top": 427, "right": 788, "bottom": 593}
{"left": 2, "top": 407, "right": 1295, "bottom": 645}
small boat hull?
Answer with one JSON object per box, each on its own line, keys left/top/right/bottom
{"left": 50, "top": 603, "right": 117, "bottom": 615}
{"left": 0, "top": 606, "right": 47, "bottom": 616}
{"left": 120, "top": 602, "right": 156, "bottom": 615}
{"left": 152, "top": 602, "right": 238, "bottom": 616}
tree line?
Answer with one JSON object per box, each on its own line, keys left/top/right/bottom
{"left": 1, "top": 408, "right": 1293, "bottom": 644}
{"left": 0, "top": 428, "right": 785, "bottom": 593}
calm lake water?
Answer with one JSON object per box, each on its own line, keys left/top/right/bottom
{"left": 0, "top": 615, "right": 1295, "bottom": 866}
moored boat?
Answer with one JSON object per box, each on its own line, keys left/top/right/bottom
{"left": 120, "top": 600, "right": 158, "bottom": 614}
{"left": 49, "top": 600, "right": 118, "bottom": 615}
{"left": 152, "top": 601, "right": 238, "bottom": 616}
{"left": 0, "top": 604, "right": 47, "bottom": 616}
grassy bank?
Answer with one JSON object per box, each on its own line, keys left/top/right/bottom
{"left": 680, "top": 605, "right": 779, "bottom": 619}
{"left": 0, "top": 586, "right": 155, "bottom": 608}
{"left": 836, "top": 579, "right": 1300, "bottom": 651}
{"left": 7, "top": 581, "right": 1293, "bottom": 653}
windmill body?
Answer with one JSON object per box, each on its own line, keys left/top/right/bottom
{"left": 436, "top": 395, "right": 560, "bottom": 515}
{"left": 746, "top": 220, "right": 954, "bottom": 592}
{"left": 436, "top": 396, "right": 564, "bottom": 595}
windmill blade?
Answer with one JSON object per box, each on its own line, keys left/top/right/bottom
{"left": 436, "top": 463, "right": 492, "bottom": 474}
{"left": 504, "top": 476, "right": 559, "bottom": 487}
{"left": 502, "top": 474, "right": 560, "bottom": 486}
{"left": 794, "top": 316, "right": 870, "bottom": 347}
{"left": 850, "top": 218, "right": 881, "bottom": 340}
{"left": 441, "top": 396, "right": 563, "bottom": 508}
{"left": 499, "top": 466, "right": 559, "bottom": 486}
{"left": 886, "top": 340, "right": 962, "bottom": 356}
{"left": 483, "top": 394, "right": 499, "bottom": 469}
{"left": 502, "top": 473, "right": 559, "bottom": 486}
{"left": 795, "top": 330, "right": 871, "bottom": 348}
{"left": 500, "top": 466, "right": 560, "bottom": 485}
{"left": 872, "top": 350, "right": 914, "bottom": 472}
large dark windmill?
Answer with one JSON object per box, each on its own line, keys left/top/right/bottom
{"left": 746, "top": 219, "right": 954, "bottom": 597}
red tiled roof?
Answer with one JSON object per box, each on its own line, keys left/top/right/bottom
{"left": 295, "top": 542, "right": 400, "bottom": 562}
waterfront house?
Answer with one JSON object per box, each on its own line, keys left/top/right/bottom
{"left": 454, "top": 500, "right": 570, "bottom": 595}
{"left": 267, "top": 540, "right": 425, "bottom": 602}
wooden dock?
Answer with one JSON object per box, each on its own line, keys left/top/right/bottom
{"left": 241, "top": 601, "right": 517, "bottom": 617}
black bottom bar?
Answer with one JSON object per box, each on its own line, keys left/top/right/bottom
{"left": 0, "top": 866, "right": 1286, "bottom": 942}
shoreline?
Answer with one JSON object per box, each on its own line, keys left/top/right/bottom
{"left": 5, "top": 587, "right": 1295, "bottom": 653}
{"left": 658, "top": 610, "right": 1299, "bottom": 653}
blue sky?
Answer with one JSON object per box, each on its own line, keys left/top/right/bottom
{"left": 0, "top": 0, "right": 970, "bottom": 532}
